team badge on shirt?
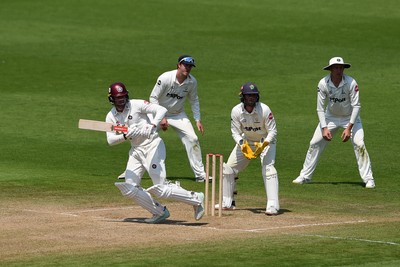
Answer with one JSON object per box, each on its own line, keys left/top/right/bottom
{"left": 269, "top": 112, "right": 274, "bottom": 120}
{"left": 355, "top": 85, "right": 359, "bottom": 92}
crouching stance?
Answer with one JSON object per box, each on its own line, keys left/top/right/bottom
{"left": 220, "top": 82, "right": 279, "bottom": 216}
{"left": 292, "top": 57, "right": 375, "bottom": 188}
{"left": 106, "top": 82, "right": 204, "bottom": 223}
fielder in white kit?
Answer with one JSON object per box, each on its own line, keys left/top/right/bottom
{"left": 219, "top": 82, "right": 280, "bottom": 216}
{"left": 106, "top": 82, "right": 205, "bottom": 224}
{"left": 149, "top": 55, "right": 208, "bottom": 182}
{"left": 293, "top": 57, "right": 375, "bottom": 188}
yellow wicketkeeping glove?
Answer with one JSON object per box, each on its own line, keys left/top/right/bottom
{"left": 253, "top": 138, "right": 270, "bottom": 158}
{"left": 240, "top": 140, "right": 255, "bottom": 160}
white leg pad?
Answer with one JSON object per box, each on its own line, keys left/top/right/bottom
{"left": 263, "top": 166, "right": 280, "bottom": 211}
{"left": 115, "top": 182, "right": 164, "bottom": 215}
{"left": 222, "top": 163, "right": 235, "bottom": 208}
{"left": 147, "top": 183, "right": 201, "bottom": 206}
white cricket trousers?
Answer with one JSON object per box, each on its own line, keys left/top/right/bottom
{"left": 119, "top": 137, "right": 201, "bottom": 216}
{"left": 299, "top": 115, "right": 373, "bottom": 182}
{"left": 166, "top": 112, "right": 206, "bottom": 179}
{"left": 125, "top": 137, "right": 166, "bottom": 185}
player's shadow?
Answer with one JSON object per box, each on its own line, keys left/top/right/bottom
{"left": 167, "top": 176, "right": 198, "bottom": 182}
{"left": 121, "top": 217, "right": 208, "bottom": 226}
{"left": 307, "top": 181, "right": 364, "bottom": 187}
{"left": 244, "top": 208, "right": 291, "bottom": 215}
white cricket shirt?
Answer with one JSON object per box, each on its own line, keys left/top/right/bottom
{"left": 106, "top": 99, "right": 167, "bottom": 147}
{"left": 231, "top": 102, "right": 277, "bottom": 145}
{"left": 149, "top": 70, "right": 201, "bottom": 121}
{"left": 317, "top": 74, "right": 361, "bottom": 128}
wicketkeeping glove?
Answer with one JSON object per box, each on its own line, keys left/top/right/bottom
{"left": 253, "top": 138, "right": 269, "bottom": 158}
{"left": 239, "top": 139, "right": 255, "bottom": 160}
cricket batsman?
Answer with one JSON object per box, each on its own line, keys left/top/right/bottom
{"left": 106, "top": 82, "right": 205, "bottom": 223}
{"left": 218, "top": 82, "right": 280, "bottom": 216}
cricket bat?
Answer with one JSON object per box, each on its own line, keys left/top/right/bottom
{"left": 78, "top": 119, "right": 128, "bottom": 133}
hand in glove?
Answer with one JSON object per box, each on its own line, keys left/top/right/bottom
{"left": 140, "top": 124, "right": 156, "bottom": 138}
{"left": 253, "top": 138, "right": 269, "bottom": 158}
{"left": 124, "top": 126, "right": 141, "bottom": 139}
{"left": 239, "top": 139, "right": 255, "bottom": 160}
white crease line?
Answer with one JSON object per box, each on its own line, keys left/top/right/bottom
{"left": 299, "top": 234, "right": 399, "bottom": 246}
{"left": 21, "top": 207, "right": 135, "bottom": 217}
{"left": 200, "top": 220, "right": 368, "bottom": 233}
{"left": 65, "top": 207, "right": 135, "bottom": 214}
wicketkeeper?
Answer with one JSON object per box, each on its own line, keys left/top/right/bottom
{"left": 218, "top": 82, "right": 280, "bottom": 216}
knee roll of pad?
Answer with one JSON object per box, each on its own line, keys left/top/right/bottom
{"left": 147, "top": 184, "right": 173, "bottom": 198}
{"left": 223, "top": 163, "right": 236, "bottom": 176}
{"left": 115, "top": 182, "right": 138, "bottom": 198}
{"left": 265, "top": 165, "right": 277, "bottom": 179}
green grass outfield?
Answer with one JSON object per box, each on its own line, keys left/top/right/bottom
{"left": 1, "top": 0, "right": 399, "bottom": 266}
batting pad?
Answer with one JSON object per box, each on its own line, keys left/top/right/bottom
{"left": 263, "top": 166, "right": 279, "bottom": 211}
{"left": 147, "top": 183, "right": 201, "bottom": 206}
{"left": 115, "top": 182, "right": 164, "bottom": 215}
{"left": 222, "top": 164, "right": 236, "bottom": 208}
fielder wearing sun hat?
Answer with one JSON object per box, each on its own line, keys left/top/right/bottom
{"left": 323, "top": 57, "right": 351, "bottom": 70}
{"left": 178, "top": 55, "right": 196, "bottom": 67}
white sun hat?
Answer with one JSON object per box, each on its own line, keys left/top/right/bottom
{"left": 323, "top": 57, "right": 351, "bottom": 70}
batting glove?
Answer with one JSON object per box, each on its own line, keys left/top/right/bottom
{"left": 239, "top": 139, "right": 255, "bottom": 160}
{"left": 253, "top": 138, "right": 269, "bottom": 158}
{"left": 125, "top": 126, "right": 141, "bottom": 139}
{"left": 141, "top": 124, "right": 156, "bottom": 138}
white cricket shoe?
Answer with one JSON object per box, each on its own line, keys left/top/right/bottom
{"left": 215, "top": 201, "right": 236, "bottom": 211}
{"left": 144, "top": 207, "right": 170, "bottom": 224}
{"left": 265, "top": 207, "right": 279, "bottom": 216}
{"left": 292, "top": 176, "right": 311, "bottom": 184}
{"left": 365, "top": 179, "right": 376, "bottom": 189}
{"left": 196, "top": 176, "right": 213, "bottom": 183}
{"left": 193, "top": 192, "right": 205, "bottom": 221}
{"left": 117, "top": 171, "right": 126, "bottom": 180}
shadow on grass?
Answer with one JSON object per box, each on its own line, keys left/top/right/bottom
{"left": 121, "top": 217, "right": 208, "bottom": 226}
{"left": 167, "top": 176, "right": 198, "bottom": 182}
{"left": 306, "top": 181, "right": 365, "bottom": 187}
{"left": 244, "top": 208, "right": 291, "bottom": 216}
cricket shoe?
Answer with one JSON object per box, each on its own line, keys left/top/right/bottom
{"left": 292, "top": 176, "right": 311, "bottom": 184}
{"left": 196, "top": 176, "right": 213, "bottom": 183}
{"left": 144, "top": 207, "right": 170, "bottom": 224}
{"left": 215, "top": 201, "right": 236, "bottom": 211}
{"left": 365, "top": 179, "right": 376, "bottom": 189}
{"left": 265, "top": 207, "right": 279, "bottom": 216}
{"left": 193, "top": 192, "right": 205, "bottom": 221}
{"left": 117, "top": 171, "right": 126, "bottom": 180}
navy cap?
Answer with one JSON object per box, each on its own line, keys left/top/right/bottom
{"left": 240, "top": 82, "right": 259, "bottom": 94}
{"left": 178, "top": 55, "right": 196, "bottom": 67}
